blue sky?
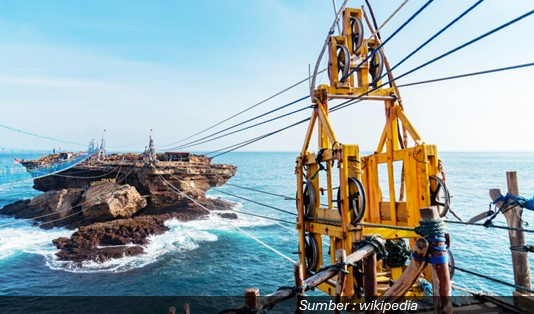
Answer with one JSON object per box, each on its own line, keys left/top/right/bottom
{"left": 0, "top": 1, "right": 533, "bottom": 153}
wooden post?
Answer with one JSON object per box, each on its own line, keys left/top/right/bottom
{"left": 244, "top": 288, "right": 261, "bottom": 312}
{"left": 364, "top": 251, "right": 377, "bottom": 303}
{"left": 382, "top": 238, "right": 429, "bottom": 302}
{"left": 420, "top": 207, "right": 451, "bottom": 314}
{"left": 490, "top": 172, "right": 532, "bottom": 299}
{"left": 364, "top": 250, "right": 377, "bottom": 314}
{"left": 294, "top": 263, "right": 305, "bottom": 314}
{"left": 334, "top": 249, "right": 348, "bottom": 314}
{"left": 506, "top": 172, "right": 532, "bottom": 296}
{"left": 183, "top": 304, "right": 190, "bottom": 314}
{"left": 168, "top": 306, "right": 176, "bottom": 314}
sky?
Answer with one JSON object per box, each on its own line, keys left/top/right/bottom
{"left": 0, "top": 0, "right": 533, "bottom": 154}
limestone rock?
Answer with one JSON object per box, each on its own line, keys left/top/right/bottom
{"left": 0, "top": 188, "right": 84, "bottom": 229}
{"left": 81, "top": 182, "right": 147, "bottom": 222}
{"left": 53, "top": 213, "right": 206, "bottom": 263}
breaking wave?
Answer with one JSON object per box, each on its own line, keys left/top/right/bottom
{"left": 43, "top": 204, "right": 277, "bottom": 273}
{"left": 0, "top": 218, "right": 73, "bottom": 261}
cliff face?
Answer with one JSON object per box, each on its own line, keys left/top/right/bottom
{"left": 0, "top": 153, "right": 237, "bottom": 263}
{"left": 31, "top": 156, "right": 237, "bottom": 210}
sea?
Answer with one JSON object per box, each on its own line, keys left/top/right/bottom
{"left": 1, "top": 151, "right": 534, "bottom": 309}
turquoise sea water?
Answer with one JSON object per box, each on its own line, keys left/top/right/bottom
{"left": 0, "top": 151, "right": 533, "bottom": 297}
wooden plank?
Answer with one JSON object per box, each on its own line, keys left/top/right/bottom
{"left": 261, "top": 245, "right": 375, "bottom": 308}
{"left": 381, "top": 237, "right": 429, "bottom": 301}
{"left": 364, "top": 252, "right": 377, "bottom": 304}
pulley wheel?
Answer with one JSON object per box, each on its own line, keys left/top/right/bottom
{"left": 304, "top": 233, "right": 319, "bottom": 274}
{"left": 331, "top": 44, "right": 350, "bottom": 82}
{"left": 296, "top": 180, "right": 315, "bottom": 217}
{"left": 429, "top": 175, "right": 450, "bottom": 217}
{"left": 349, "top": 16, "right": 364, "bottom": 54}
{"left": 369, "top": 48, "right": 384, "bottom": 87}
{"left": 337, "top": 177, "right": 366, "bottom": 224}
{"left": 448, "top": 249, "right": 455, "bottom": 279}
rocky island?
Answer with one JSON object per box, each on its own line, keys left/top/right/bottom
{"left": 0, "top": 147, "right": 237, "bottom": 264}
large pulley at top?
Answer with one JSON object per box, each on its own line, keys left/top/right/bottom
{"left": 295, "top": 5, "right": 451, "bottom": 299}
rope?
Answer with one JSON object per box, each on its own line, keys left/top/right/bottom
{"left": 330, "top": 9, "right": 534, "bottom": 115}
{"left": 205, "top": 9, "right": 533, "bottom": 157}
{"left": 445, "top": 220, "right": 534, "bottom": 234}
{"left": 0, "top": 123, "right": 85, "bottom": 147}
{"left": 385, "top": 239, "right": 411, "bottom": 268}
{"left": 355, "top": 235, "right": 386, "bottom": 260}
{"left": 355, "top": 222, "right": 415, "bottom": 232}
{"left": 207, "top": 117, "right": 309, "bottom": 158}
{"left": 317, "top": 261, "right": 356, "bottom": 275}
{"left": 496, "top": 193, "right": 534, "bottom": 211}
{"left": 157, "top": 174, "right": 297, "bottom": 264}
{"left": 225, "top": 183, "right": 294, "bottom": 201}
{"left": 174, "top": 96, "right": 310, "bottom": 150}
{"left": 365, "top": 0, "right": 410, "bottom": 42}
{"left": 451, "top": 264, "right": 534, "bottom": 294}
{"left": 1, "top": 149, "right": 99, "bottom": 186}
{"left": 310, "top": 148, "right": 327, "bottom": 180}
{"left": 380, "top": 0, "right": 485, "bottom": 82}
{"left": 310, "top": 0, "right": 349, "bottom": 94}
{"left": 202, "top": 200, "right": 297, "bottom": 232}
{"left": 50, "top": 162, "right": 123, "bottom": 179}
{"left": 341, "top": 0, "right": 434, "bottom": 82}
{"left": 212, "top": 188, "right": 298, "bottom": 216}
{"left": 178, "top": 105, "right": 310, "bottom": 150}
{"left": 398, "top": 62, "right": 534, "bottom": 88}
{"left": 391, "top": 9, "right": 534, "bottom": 84}
{"left": 106, "top": 137, "right": 149, "bottom": 149}
{"left": 153, "top": 166, "right": 297, "bottom": 231}
{"left": 160, "top": 70, "right": 325, "bottom": 148}
{"left": 414, "top": 219, "right": 446, "bottom": 237}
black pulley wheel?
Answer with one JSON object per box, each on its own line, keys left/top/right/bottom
{"left": 369, "top": 48, "right": 384, "bottom": 87}
{"left": 448, "top": 249, "right": 455, "bottom": 279}
{"left": 304, "top": 233, "right": 319, "bottom": 274}
{"left": 337, "top": 177, "right": 366, "bottom": 224}
{"left": 296, "top": 180, "right": 315, "bottom": 217}
{"left": 329, "top": 44, "right": 351, "bottom": 83}
{"left": 350, "top": 16, "right": 364, "bottom": 54}
{"left": 429, "top": 175, "right": 450, "bottom": 217}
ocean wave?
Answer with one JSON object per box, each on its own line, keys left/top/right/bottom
{"left": 0, "top": 219, "right": 73, "bottom": 261}
{"left": 45, "top": 210, "right": 275, "bottom": 273}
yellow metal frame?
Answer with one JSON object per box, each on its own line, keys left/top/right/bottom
{"left": 295, "top": 7, "right": 440, "bottom": 298}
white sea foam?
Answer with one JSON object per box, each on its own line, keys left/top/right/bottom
{"left": 44, "top": 209, "right": 274, "bottom": 273}
{"left": 0, "top": 219, "right": 73, "bottom": 260}
{"left": 1, "top": 197, "right": 278, "bottom": 273}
